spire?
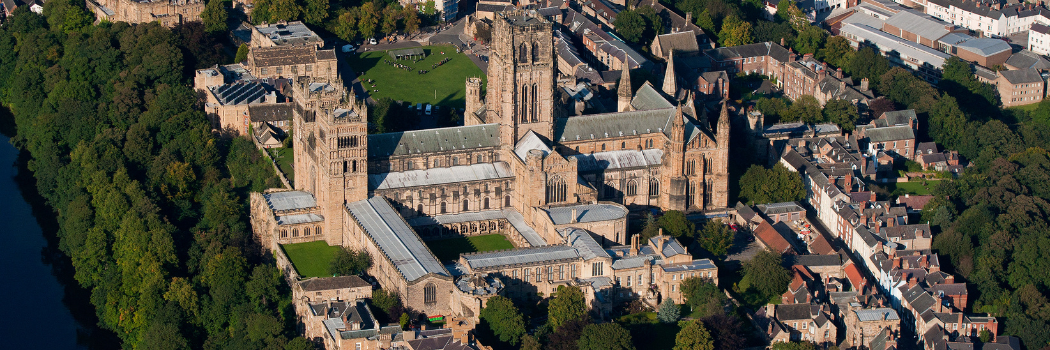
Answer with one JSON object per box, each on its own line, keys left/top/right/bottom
{"left": 717, "top": 100, "right": 730, "bottom": 147}
{"left": 663, "top": 50, "right": 677, "bottom": 97}
{"left": 671, "top": 102, "right": 686, "bottom": 145}
{"left": 618, "top": 65, "right": 633, "bottom": 112}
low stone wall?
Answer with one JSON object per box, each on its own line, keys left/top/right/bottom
{"left": 274, "top": 244, "right": 302, "bottom": 285}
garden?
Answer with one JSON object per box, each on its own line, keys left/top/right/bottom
{"left": 424, "top": 234, "right": 514, "bottom": 261}
{"left": 281, "top": 241, "right": 343, "bottom": 278}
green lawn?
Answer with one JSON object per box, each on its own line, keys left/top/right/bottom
{"left": 424, "top": 234, "right": 514, "bottom": 261}
{"left": 271, "top": 147, "right": 294, "bottom": 182}
{"left": 885, "top": 180, "right": 940, "bottom": 196}
{"left": 281, "top": 241, "right": 342, "bottom": 278}
{"left": 348, "top": 45, "right": 485, "bottom": 107}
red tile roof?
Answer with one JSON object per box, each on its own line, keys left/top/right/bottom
{"left": 754, "top": 221, "right": 797, "bottom": 255}
{"left": 845, "top": 262, "right": 867, "bottom": 292}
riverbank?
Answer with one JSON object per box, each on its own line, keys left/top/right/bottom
{"left": 0, "top": 108, "right": 120, "bottom": 349}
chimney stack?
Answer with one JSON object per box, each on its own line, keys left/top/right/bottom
{"left": 685, "top": 12, "right": 692, "bottom": 31}
{"left": 571, "top": 208, "right": 578, "bottom": 223}
{"left": 781, "top": 37, "right": 786, "bottom": 46}
{"left": 861, "top": 78, "right": 870, "bottom": 91}
{"left": 630, "top": 234, "right": 640, "bottom": 255}
{"left": 836, "top": 67, "right": 843, "bottom": 79}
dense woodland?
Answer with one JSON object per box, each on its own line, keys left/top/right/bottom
{"left": 0, "top": 1, "right": 313, "bottom": 349}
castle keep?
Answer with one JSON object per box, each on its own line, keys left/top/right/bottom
{"left": 251, "top": 11, "right": 727, "bottom": 325}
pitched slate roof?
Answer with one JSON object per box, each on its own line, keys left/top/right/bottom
{"left": 545, "top": 204, "right": 628, "bottom": 224}
{"left": 300, "top": 276, "right": 371, "bottom": 291}
{"left": 570, "top": 149, "right": 664, "bottom": 172}
{"left": 866, "top": 125, "right": 915, "bottom": 142}
{"left": 345, "top": 197, "right": 448, "bottom": 281}
{"left": 1005, "top": 49, "right": 1050, "bottom": 70}
{"left": 999, "top": 68, "right": 1043, "bottom": 84}
{"left": 462, "top": 245, "right": 581, "bottom": 270}
{"left": 368, "top": 162, "right": 513, "bottom": 190}
{"left": 654, "top": 32, "right": 699, "bottom": 57}
{"left": 514, "top": 130, "right": 552, "bottom": 162}
{"left": 884, "top": 10, "right": 954, "bottom": 41}
{"left": 368, "top": 123, "right": 501, "bottom": 158}
{"left": 249, "top": 103, "right": 293, "bottom": 122}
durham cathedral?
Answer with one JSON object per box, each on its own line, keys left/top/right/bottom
{"left": 250, "top": 10, "right": 729, "bottom": 342}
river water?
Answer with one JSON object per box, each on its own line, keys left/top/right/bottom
{"left": 0, "top": 132, "right": 120, "bottom": 349}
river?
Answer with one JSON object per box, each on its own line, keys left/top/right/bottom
{"left": 0, "top": 130, "right": 120, "bottom": 349}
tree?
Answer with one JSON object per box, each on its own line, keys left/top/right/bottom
{"left": 756, "top": 97, "right": 789, "bottom": 122}
{"left": 520, "top": 335, "right": 541, "bottom": 350}
{"left": 657, "top": 299, "right": 681, "bottom": 323}
{"left": 399, "top": 313, "right": 410, "bottom": 330}
{"left": 784, "top": 95, "right": 823, "bottom": 124}
{"left": 578, "top": 323, "right": 635, "bottom": 350}
{"left": 549, "top": 285, "right": 587, "bottom": 330}
{"left": 335, "top": 10, "right": 359, "bottom": 43}
{"left": 718, "top": 15, "right": 753, "bottom": 47}
{"left": 371, "top": 289, "right": 403, "bottom": 323}
{"left": 303, "top": 0, "right": 329, "bottom": 25}
{"left": 479, "top": 296, "right": 526, "bottom": 346}
{"left": 868, "top": 97, "right": 896, "bottom": 119}
{"left": 382, "top": 4, "right": 401, "bottom": 36}
{"left": 697, "top": 219, "right": 733, "bottom": 257}
{"left": 772, "top": 342, "right": 817, "bottom": 350}
{"left": 680, "top": 277, "right": 726, "bottom": 318}
{"left": 639, "top": 212, "right": 661, "bottom": 242}
{"left": 358, "top": 2, "right": 380, "bottom": 39}
{"left": 793, "top": 26, "right": 826, "bottom": 55}
{"left": 979, "top": 328, "right": 993, "bottom": 342}
{"left": 423, "top": 0, "right": 436, "bottom": 16}
{"left": 822, "top": 99, "right": 859, "bottom": 132}
{"left": 701, "top": 314, "right": 746, "bottom": 350}
{"left": 403, "top": 6, "right": 420, "bottom": 34}
{"left": 201, "top": 0, "right": 229, "bottom": 33}
{"left": 742, "top": 250, "right": 791, "bottom": 302}
{"left": 613, "top": 10, "right": 646, "bottom": 44}
{"left": 329, "top": 248, "right": 371, "bottom": 276}
{"left": 268, "top": 0, "right": 302, "bottom": 22}
{"left": 235, "top": 44, "right": 250, "bottom": 63}
{"left": 547, "top": 318, "right": 589, "bottom": 350}
{"left": 694, "top": 10, "right": 715, "bottom": 33}
{"left": 819, "top": 36, "right": 854, "bottom": 69}
{"left": 754, "top": 21, "right": 795, "bottom": 48}
{"left": 659, "top": 210, "right": 695, "bottom": 238}
{"left": 673, "top": 320, "right": 714, "bottom": 350}
{"left": 738, "top": 163, "right": 805, "bottom": 204}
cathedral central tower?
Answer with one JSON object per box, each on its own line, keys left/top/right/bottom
{"left": 486, "top": 11, "right": 556, "bottom": 144}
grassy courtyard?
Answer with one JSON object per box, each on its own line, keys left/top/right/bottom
{"left": 424, "top": 234, "right": 514, "bottom": 261}
{"left": 270, "top": 147, "right": 294, "bottom": 182}
{"left": 348, "top": 45, "right": 485, "bottom": 107}
{"left": 281, "top": 241, "right": 342, "bottom": 278}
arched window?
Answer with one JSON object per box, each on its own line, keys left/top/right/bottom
{"left": 520, "top": 85, "right": 529, "bottom": 123}
{"left": 484, "top": 197, "right": 490, "bottom": 209}
{"left": 601, "top": 143, "right": 606, "bottom": 151}
{"left": 352, "top": 160, "right": 357, "bottom": 173}
{"left": 292, "top": 228, "right": 299, "bottom": 237}
{"left": 519, "top": 42, "right": 529, "bottom": 63}
{"left": 316, "top": 227, "right": 321, "bottom": 236}
{"left": 533, "top": 41, "right": 541, "bottom": 62}
{"left": 621, "top": 141, "right": 626, "bottom": 149}
{"left": 477, "top": 154, "right": 483, "bottom": 163}
{"left": 434, "top": 159, "right": 440, "bottom": 167}
{"left": 531, "top": 84, "right": 538, "bottom": 122}
{"left": 546, "top": 176, "right": 567, "bottom": 203}
{"left": 505, "top": 196, "right": 512, "bottom": 207}
{"left": 462, "top": 200, "right": 469, "bottom": 211}
{"left": 688, "top": 181, "right": 697, "bottom": 208}
{"left": 649, "top": 179, "right": 660, "bottom": 197}
{"left": 536, "top": 267, "right": 543, "bottom": 282}
{"left": 424, "top": 283, "right": 436, "bottom": 304}
{"left": 440, "top": 202, "right": 447, "bottom": 214}
{"left": 626, "top": 180, "right": 638, "bottom": 196}
{"left": 281, "top": 230, "right": 288, "bottom": 238}
{"left": 687, "top": 160, "right": 696, "bottom": 175}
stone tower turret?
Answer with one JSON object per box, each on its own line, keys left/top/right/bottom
{"left": 618, "top": 65, "right": 633, "bottom": 112}
{"left": 663, "top": 51, "right": 677, "bottom": 97}
{"left": 660, "top": 104, "right": 689, "bottom": 211}
{"left": 465, "top": 77, "right": 484, "bottom": 125}
{"left": 717, "top": 100, "right": 730, "bottom": 148}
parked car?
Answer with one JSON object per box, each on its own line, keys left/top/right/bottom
{"left": 416, "top": 103, "right": 423, "bottom": 114}
{"left": 369, "top": 38, "right": 377, "bottom": 45}
{"left": 341, "top": 44, "right": 355, "bottom": 52}
{"left": 425, "top": 104, "right": 432, "bottom": 115}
